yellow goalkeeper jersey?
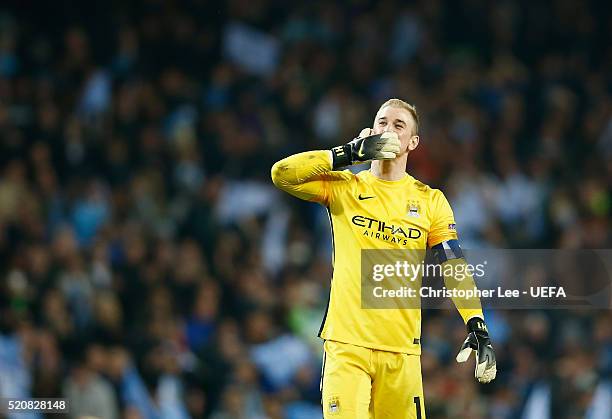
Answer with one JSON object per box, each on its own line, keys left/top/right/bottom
{"left": 271, "top": 150, "right": 482, "bottom": 354}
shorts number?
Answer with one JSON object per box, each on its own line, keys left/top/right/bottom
{"left": 413, "top": 396, "right": 422, "bottom": 419}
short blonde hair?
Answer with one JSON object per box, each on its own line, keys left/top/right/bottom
{"left": 379, "top": 98, "right": 420, "bottom": 135}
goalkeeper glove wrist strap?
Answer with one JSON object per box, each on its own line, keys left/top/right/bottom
{"left": 466, "top": 317, "right": 489, "bottom": 338}
{"left": 331, "top": 144, "right": 352, "bottom": 169}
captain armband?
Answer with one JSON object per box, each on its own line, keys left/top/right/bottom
{"left": 430, "top": 239, "right": 464, "bottom": 264}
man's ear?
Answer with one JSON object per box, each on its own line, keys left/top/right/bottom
{"left": 408, "top": 135, "right": 419, "bottom": 151}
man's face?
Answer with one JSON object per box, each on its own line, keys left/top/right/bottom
{"left": 372, "top": 106, "right": 417, "bottom": 154}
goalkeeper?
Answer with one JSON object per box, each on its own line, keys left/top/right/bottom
{"left": 271, "top": 99, "right": 496, "bottom": 419}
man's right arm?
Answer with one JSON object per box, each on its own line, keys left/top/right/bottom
{"left": 271, "top": 150, "right": 335, "bottom": 205}
{"left": 271, "top": 130, "right": 401, "bottom": 204}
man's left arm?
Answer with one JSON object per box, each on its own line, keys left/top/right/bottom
{"left": 428, "top": 190, "right": 497, "bottom": 383}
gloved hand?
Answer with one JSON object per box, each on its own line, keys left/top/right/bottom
{"left": 456, "top": 317, "right": 497, "bottom": 383}
{"left": 330, "top": 128, "right": 400, "bottom": 169}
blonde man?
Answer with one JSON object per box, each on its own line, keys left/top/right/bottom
{"left": 272, "top": 99, "right": 496, "bottom": 419}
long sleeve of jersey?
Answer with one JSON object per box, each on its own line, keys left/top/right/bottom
{"left": 427, "top": 191, "right": 484, "bottom": 323}
{"left": 442, "top": 258, "right": 484, "bottom": 323}
{"left": 271, "top": 150, "right": 345, "bottom": 205}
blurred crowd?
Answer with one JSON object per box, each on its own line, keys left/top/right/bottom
{"left": 0, "top": 0, "right": 611, "bottom": 418}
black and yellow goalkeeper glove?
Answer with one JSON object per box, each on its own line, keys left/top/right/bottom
{"left": 330, "top": 129, "right": 400, "bottom": 169}
{"left": 456, "top": 317, "right": 497, "bottom": 383}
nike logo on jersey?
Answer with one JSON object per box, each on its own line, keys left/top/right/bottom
{"left": 358, "top": 194, "right": 375, "bottom": 200}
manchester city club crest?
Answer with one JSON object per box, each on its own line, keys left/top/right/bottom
{"left": 328, "top": 396, "right": 340, "bottom": 414}
{"left": 407, "top": 201, "right": 421, "bottom": 218}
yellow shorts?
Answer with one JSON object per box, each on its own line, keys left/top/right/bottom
{"left": 321, "top": 340, "right": 425, "bottom": 419}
